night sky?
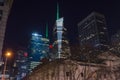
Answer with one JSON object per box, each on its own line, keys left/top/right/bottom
{"left": 3, "top": 0, "right": 120, "bottom": 50}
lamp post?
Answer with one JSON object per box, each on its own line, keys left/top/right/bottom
{"left": 2, "top": 52, "right": 11, "bottom": 80}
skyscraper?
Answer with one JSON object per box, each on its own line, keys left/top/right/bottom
{"left": 78, "top": 12, "right": 109, "bottom": 51}
{"left": 52, "top": 4, "right": 71, "bottom": 59}
{"left": 0, "top": 0, "right": 13, "bottom": 59}
{"left": 28, "top": 33, "right": 49, "bottom": 72}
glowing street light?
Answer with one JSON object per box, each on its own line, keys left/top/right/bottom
{"left": 5, "top": 52, "right": 11, "bottom": 57}
{"left": 2, "top": 51, "right": 12, "bottom": 80}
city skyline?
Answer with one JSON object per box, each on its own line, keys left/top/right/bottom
{"left": 3, "top": 0, "right": 120, "bottom": 50}
{"left": 1, "top": 0, "right": 120, "bottom": 79}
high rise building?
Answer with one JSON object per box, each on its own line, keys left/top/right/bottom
{"left": 0, "top": 0, "right": 13, "bottom": 59}
{"left": 52, "top": 4, "right": 71, "bottom": 59}
{"left": 52, "top": 17, "right": 71, "bottom": 59}
{"left": 28, "top": 33, "right": 49, "bottom": 72}
{"left": 78, "top": 12, "right": 109, "bottom": 51}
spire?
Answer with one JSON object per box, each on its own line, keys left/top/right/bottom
{"left": 45, "top": 23, "right": 48, "bottom": 38}
{"left": 56, "top": 3, "right": 59, "bottom": 20}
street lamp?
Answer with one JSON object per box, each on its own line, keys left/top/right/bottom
{"left": 2, "top": 52, "right": 11, "bottom": 80}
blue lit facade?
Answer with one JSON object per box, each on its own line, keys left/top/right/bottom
{"left": 28, "top": 33, "right": 49, "bottom": 71}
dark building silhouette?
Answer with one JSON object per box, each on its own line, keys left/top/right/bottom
{"left": 111, "top": 30, "right": 120, "bottom": 45}
{"left": 110, "top": 30, "right": 120, "bottom": 55}
{"left": 78, "top": 12, "right": 109, "bottom": 51}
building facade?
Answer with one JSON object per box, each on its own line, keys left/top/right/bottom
{"left": 28, "top": 33, "right": 49, "bottom": 72}
{"left": 0, "top": 0, "right": 13, "bottom": 59}
{"left": 52, "top": 17, "right": 71, "bottom": 59}
{"left": 78, "top": 12, "right": 109, "bottom": 51}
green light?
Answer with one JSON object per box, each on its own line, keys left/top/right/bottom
{"left": 57, "top": 3, "right": 59, "bottom": 20}
{"left": 46, "top": 23, "right": 48, "bottom": 38}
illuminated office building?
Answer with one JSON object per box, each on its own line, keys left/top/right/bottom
{"left": 28, "top": 33, "right": 49, "bottom": 72}
{"left": 78, "top": 12, "right": 109, "bottom": 51}
{"left": 0, "top": 0, "right": 13, "bottom": 59}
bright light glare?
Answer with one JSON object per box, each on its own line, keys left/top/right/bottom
{"left": 32, "top": 33, "right": 42, "bottom": 37}
{"left": 6, "top": 52, "right": 11, "bottom": 57}
{"left": 32, "top": 33, "right": 38, "bottom": 36}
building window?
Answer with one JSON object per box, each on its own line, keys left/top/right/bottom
{"left": 100, "top": 32, "right": 104, "bottom": 34}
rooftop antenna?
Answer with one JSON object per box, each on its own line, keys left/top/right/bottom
{"left": 45, "top": 23, "right": 48, "bottom": 38}
{"left": 56, "top": 2, "right": 59, "bottom": 20}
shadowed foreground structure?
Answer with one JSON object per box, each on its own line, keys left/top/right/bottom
{"left": 23, "top": 52, "right": 120, "bottom": 80}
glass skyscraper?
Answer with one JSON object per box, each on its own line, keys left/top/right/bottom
{"left": 28, "top": 33, "right": 49, "bottom": 72}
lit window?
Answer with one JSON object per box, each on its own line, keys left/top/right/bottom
{"left": 103, "top": 27, "right": 107, "bottom": 30}
{"left": 116, "top": 35, "right": 119, "bottom": 37}
{"left": 100, "top": 32, "right": 104, "bottom": 34}
{"left": 86, "top": 37, "right": 90, "bottom": 40}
